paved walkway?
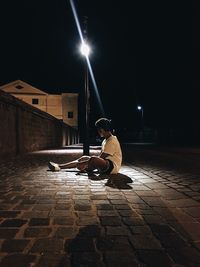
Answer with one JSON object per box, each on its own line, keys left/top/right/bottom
{"left": 0, "top": 146, "right": 200, "bottom": 267}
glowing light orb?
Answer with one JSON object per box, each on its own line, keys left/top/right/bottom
{"left": 80, "top": 42, "right": 90, "bottom": 57}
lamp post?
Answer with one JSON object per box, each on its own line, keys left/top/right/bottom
{"left": 80, "top": 38, "right": 90, "bottom": 155}
{"left": 137, "top": 105, "right": 144, "bottom": 125}
{"left": 137, "top": 105, "right": 144, "bottom": 142}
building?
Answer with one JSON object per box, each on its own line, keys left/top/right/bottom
{"left": 0, "top": 80, "right": 78, "bottom": 128}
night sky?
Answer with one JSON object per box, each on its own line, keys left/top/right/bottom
{"left": 0, "top": 1, "right": 195, "bottom": 135}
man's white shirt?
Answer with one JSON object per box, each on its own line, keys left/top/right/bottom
{"left": 101, "top": 135, "right": 122, "bottom": 174}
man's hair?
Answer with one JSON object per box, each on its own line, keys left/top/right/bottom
{"left": 95, "top": 118, "right": 112, "bottom": 131}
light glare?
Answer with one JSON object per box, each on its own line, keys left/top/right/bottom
{"left": 80, "top": 42, "right": 90, "bottom": 57}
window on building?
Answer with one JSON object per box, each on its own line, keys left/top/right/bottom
{"left": 68, "top": 111, "right": 73, "bottom": 118}
{"left": 15, "top": 85, "right": 23, "bottom": 89}
{"left": 32, "top": 98, "right": 39, "bottom": 104}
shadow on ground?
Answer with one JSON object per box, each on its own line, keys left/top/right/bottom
{"left": 87, "top": 172, "right": 133, "bottom": 189}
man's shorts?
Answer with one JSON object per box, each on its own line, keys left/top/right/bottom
{"left": 99, "top": 159, "right": 114, "bottom": 174}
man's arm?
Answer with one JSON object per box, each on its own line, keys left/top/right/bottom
{"left": 99, "top": 152, "right": 110, "bottom": 159}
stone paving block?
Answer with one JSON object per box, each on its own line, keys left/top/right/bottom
{"left": 143, "top": 214, "right": 166, "bottom": 224}
{"left": 165, "top": 198, "right": 200, "bottom": 208}
{"left": 118, "top": 209, "right": 138, "bottom": 216}
{"left": 114, "top": 204, "right": 132, "bottom": 210}
{"left": 97, "top": 210, "right": 119, "bottom": 217}
{"left": 183, "top": 207, "right": 200, "bottom": 218}
{"left": 54, "top": 227, "right": 76, "bottom": 238}
{"left": 0, "top": 228, "right": 19, "bottom": 238}
{"left": 131, "top": 185, "right": 152, "bottom": 191}
{"left": 149, "top": 223, "right": 176, "bottom": 234}
{"left": 122, "top": 216, "right": 145, "bottom": 226}
{"left": 77, "top": 216, "right": 99, "bottom": 226}
{"left": 152, "top": 207, "right": 183, "bottom": 221}
{"left": 136, "top": 249, "right": 172, "bottom": 267}
{"left": 36, "top": 199, "right": 56, "bottom": 204}
{"left": 0, "top": 211, "right": 21, "bottom": 218}
{"left": 95, "top": 204, "right": 114, "bottom": 210}
{"left": 22, "top": 211, "right": 49, "bottom": 219}
{"left": 0, "top": 219, "right": 27, "bottom": 227}
{"left": 167, "top": 247, "right": 200, "bottom": 267}
{"left": 125, "top": 196, "right": 146, "bottom": 204}
{"left": 37, "top": 254, "right": 71, "bottom": 267}
{"left": 65, "top": 237, "right": 96, "bottom": 252}
{"left": 55, "top": 203, "right": 71, "bottom": 210}
{"left": 180, "top": 222, "right": 200, "bottom": 241}
{"left": 154, "top": 189, "right": 186, "bottom": 200}
{"left": 0, "top": 204, "right": 18, "bottom": 210}
{"left": 76, "top": 210, "right": 95, "bottom": 216}
{"left": 129, "top": 234, "right": 162, "bottom": 250}
{"left": 29, "top": 218, "right": 50, "bottom": 226}
{"left": 99, "top": 216, "right": 122, "bottom": 226}
{"left": 104, "top": 251, "right": 140, "bottom": 267}
{"left": 30, "top": 238, "right": 64, "bottom": 253}
{"left": 130, "top": 225, "right": 152, "bottom": 235}
{"left": 93, "top": 200, "right": 110, "bottom": 205}
{"left": 185, "top": 191, "right": 200, "bottom": 197}
{"left": 156, "top": 233, "right": 188, "bottom": 248}
{"left": 141, "top": 196, "right": 166, "bottom": 207}
{"left": 49, "top": 210, "right": 72, "bottom": 217}
{"left": 135, "top": 208, "right": 158, "bottom": 215}
{"left": 109, "top": 199, "right": 128, "bottom": 205}
{"left": 106, "top": 226, "right": 130, "bottom": 236}
{"left": 131, "top": 203, "right": 151, "bottom": 209}
{"left": 32, "top": 204, "right": 54, "bottom": 211}
{"left": 24, "top": 227, "right": 52, "bottom": 238}
{"left": 1, "top": 239, "right": 30, "bottom": 252}
{"left": 90, "top": 194, "right": 108, "bottom": 200}
{"left": 146, "top": 182, "right": 170, "bottom": 189}
{"left": 73, "top": 194, "right": 90, "bottom": 200}
{"left": 0, "top": 254, "right": 36, "bottom": 267}
{"left": 135, "top": 190, "right": 159, "bottom": 197}
{"left": 13, "top": 204, "right": 33, "bottom": 210}
{"left": 20, "top": 199, "right": 36, "bottom": 205}
{"left": 107, "top": 194, "right": 125, "bottom": 199}
{"left": 96, "top": 236, "right": 133, "bottom": 252}
{"left": 74, "top": 204, "right": 92, "bottom": 211}
{"left": 169, "top": 208, "right": 197, "bottom": 222}
{"left": 71, "top": 252, "right": 104, "bottom": 267}
{"left": 78, "top": 225, "right": 102, "bottom": 237}
{"left": 53, "top": 217, "right": 74, "bottom": 225}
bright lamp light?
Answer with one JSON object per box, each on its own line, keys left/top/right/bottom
{"left": 137, "top": 105, "right": 142, "bottom": 110}
{"left": 80, "top": 42, "right": 90, "bottom": 57}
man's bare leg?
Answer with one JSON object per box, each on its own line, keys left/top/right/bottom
{"left": 57, "top": 156, "right": 91, "bottom": 170}
{"left": 48, "top": 156, "right": 101, "bottom": 172}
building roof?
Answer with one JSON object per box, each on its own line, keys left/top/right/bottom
{"left": 0, "top": 80, "right": 48, "bottom": 95}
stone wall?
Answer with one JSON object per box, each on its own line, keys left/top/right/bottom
{"left": 0, "top": 90, "right": 79, "bottom": 157}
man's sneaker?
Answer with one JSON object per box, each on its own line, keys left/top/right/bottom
{"left": 48, "top": 161, "right": 61, "bottom": 171}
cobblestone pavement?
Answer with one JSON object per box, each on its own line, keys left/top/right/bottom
{"left": 1, "top": 145, "right": 200, "bottom": 267}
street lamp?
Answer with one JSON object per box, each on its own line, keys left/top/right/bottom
{"left": 137, "top": 105, "right": 144, "bottom": 142}
{"left": 80, "top": 40, "right": 90, "bottom": 155}
{"left": 80, "top": 42, "right": 90, "bottom": 57}
{"left": 137, "top": 105, "right": 144, "bottom": 125}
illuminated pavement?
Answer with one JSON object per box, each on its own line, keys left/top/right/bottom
{"left": 1, "top": 145, "right": 200, "bottom": 267}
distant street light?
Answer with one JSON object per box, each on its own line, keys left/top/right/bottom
{"left": 137, "top": 105, "right": 144, "bottom": 122}
{"left": 80, "top": 18, "right": 90, "bottom": 155}
{"left": 137, "top": 105, "right": 144, "bottom": 142}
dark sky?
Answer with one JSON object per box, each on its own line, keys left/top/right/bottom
{"left": 0, "top": 1, "right": 195, "bottom": 132}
